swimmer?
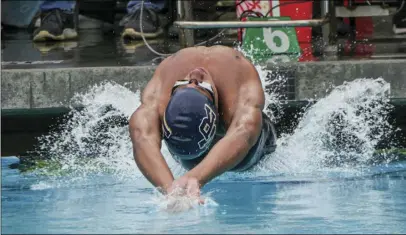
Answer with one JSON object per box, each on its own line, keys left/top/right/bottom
{"left": 129, "top": 45, "right": 277, "bottom": 200}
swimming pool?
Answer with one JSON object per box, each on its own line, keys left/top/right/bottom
{"left": 2, "top": 156, "right": 406, "bottom": 234}
{"left": 2, "top": 72, "right": 406, "bottom": 234}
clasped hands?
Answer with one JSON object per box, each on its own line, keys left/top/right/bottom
{"left": 165, "top": 175, "right": 205, "bottom": 205}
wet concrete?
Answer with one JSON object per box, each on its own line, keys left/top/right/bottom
{"left": 2, "top": 19, "right": 406, "bottom": 70}
{"left": 1, "top": 28, "right": 183, "bottom": 69}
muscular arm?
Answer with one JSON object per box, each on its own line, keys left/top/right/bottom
{"left": 185, "top": 80, "right": 265, "bottom": 186}
{"left": 129, "top": 80, "right": 174, "bottom": 193}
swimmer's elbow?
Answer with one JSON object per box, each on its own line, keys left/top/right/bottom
{"left": 130, "top": 125, "right": 160, "bottom": 152}
{"left": 130, "top": 124, "right": 144, "bottom": 143}
{"left": 236, "top": 121, "right": 260, "bottom": 148}
{"left": 129, "top": 109, "right": 161, "bottom": 145}
{"left": 129, "top": 111, "right": 142, "bottom": 135}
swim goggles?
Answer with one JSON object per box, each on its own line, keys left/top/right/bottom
{"left": 172, "top": 79, "right": 215, "bottom": 102}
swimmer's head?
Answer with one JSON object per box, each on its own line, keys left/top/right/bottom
{"left": 162, "top": 68, "right": 218, "bottom": 160}
{"left": 184, "top": 67, "right": 216, "bottom": 103}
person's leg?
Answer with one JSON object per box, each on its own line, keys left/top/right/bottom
{"left": 40, "top": 0, "right": 75, "bottom": 11}
{"left": 120, "top": 0, "right": 166, "bottom": 40}
{"left": 33, "top": 0, "right": 77, "bottom": 41}
{"left": 127, "top": 0, "right": 166, "bottom": 13}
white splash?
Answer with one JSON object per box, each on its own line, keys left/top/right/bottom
{"left": 236, "top": 45, "right": 395, "bottom": 176}
{"left": 259, "top": 77, "right": 393, "bottom": 174}
{"left": 255, "top": 64, "right": 288, "bottom": 123}
{"left": 30, "top": 181, "right": 53, "bottom": 190}
{"left": 147, "top": 188, "right": 218, "bottom": 214}
{"left": 237, "top": 45, "right": 291, "bottom": 123}
{"left": 36, "top": 81, "right": 184, "bottom": 181}
{"left": 35, "top": 60, "right": 394, "bottom": 189}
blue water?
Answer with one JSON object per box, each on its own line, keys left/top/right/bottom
{"left": 2, "top": 156, "right": 406, "bottom": 234}
{"left": 2, "top": 77, "right": 404, "bottom": 233}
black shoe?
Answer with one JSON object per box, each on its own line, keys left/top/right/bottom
{"left": 393, "top": 2, "right": 406, "bottom": 34}
{"left": 120, "top": 7, "right": 163, "bottom": 40}
{"left": 393, "top": 19, "right": 406, "bottom": 34}
{"left": 33, "top": 9, "right": 77, "bottom": 42}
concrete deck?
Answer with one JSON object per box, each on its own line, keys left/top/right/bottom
{"left": 2, "top": 59, "right": 406, "bottom": 112}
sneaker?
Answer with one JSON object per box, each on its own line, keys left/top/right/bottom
{"left": 393, "top": 19, "right": 406, "bottom": 34}
{"left": 33, "top": 9, "right": 77, "bottom": 42}
{"left": 393, "top": 2, "right": 406, "bottom": 34}
{"left": 120, "top": 7, "right": 163, "bottom": 40}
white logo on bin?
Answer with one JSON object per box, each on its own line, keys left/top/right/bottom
{"left": 263, "top": 28, "right": 290, "bottom": 53}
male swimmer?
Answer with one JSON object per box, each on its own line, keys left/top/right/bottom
{"left": 129, "top": 45, "right": 277, "bottom": 200}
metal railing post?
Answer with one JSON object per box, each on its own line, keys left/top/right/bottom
{"left": 321, "top": 0, "right": 338, "bottom": 58}
{"left": 321, "top": 0, "right": 330, "bottom": 45}
{"left": 177, "top": 1, "right": 194, "bottom": 48}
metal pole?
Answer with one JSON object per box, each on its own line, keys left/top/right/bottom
{"left": 322, "top": 0, "right": 338, "bottom": 58}
{"left": 176, "top": 0, "right": 194, "bottom": 48}
{"left": 183, "top": 1, "right": 194, "bottom": 47}
{"left": 328, "top": 0, "right": 337, "bottom": 45}
{"left": 321, "top": 0, "right": 330, "bottom": 45}
{"left": 174, "top": 18, "right": 328, "bottom": 29}
{"left": 177, "top": 1, "right": 183, "bottom": 18}
{"left": 176, "top": 1, "right": 186, "bottom": 48}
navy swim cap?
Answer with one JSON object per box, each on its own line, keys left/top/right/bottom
{"left": 162, "top": 87, "right": 218, "bottom": 160}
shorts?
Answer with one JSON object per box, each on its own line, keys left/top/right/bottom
{"left": 175, "top": 113, "right": 277, "bottom": 172}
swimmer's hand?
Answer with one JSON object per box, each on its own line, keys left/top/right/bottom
{"left": 167, "top": 176, "right": 205, "bottom": 205}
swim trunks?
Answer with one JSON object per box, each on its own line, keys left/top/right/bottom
{"left": 171, "top": 112, "right": 277, "bottom": 171}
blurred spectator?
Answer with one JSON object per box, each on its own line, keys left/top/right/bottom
{"left": 33, "top": 0, "right": 166, "bottom": 42}
{"left": 33, "top": 1, "right": 77, "bottom": 41}
{"left": 120, "top": 0, "right": 165, "bottom": 39}
{"left": 1, "top": 1, "right": 43, "bottom": 28}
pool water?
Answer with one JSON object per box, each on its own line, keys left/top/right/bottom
{"left": 2, "top": 69, "right": 406, "bottom": 233}
{"left": 2, "top": 157, "right": 406, "bottom": 234}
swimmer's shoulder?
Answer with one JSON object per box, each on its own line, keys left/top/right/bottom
{"left": 171, "top": 45, "right": 237, "bottom": 56}
{"left": 160, "top": 46, "right": 238, "bottom": 61}
{"left": 209, "top": 45, "right": 252, "bottom": 63}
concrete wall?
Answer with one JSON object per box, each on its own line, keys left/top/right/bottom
{"left": 284, "top": 60, "right": 406, "bottom": 100}
{"left": 2, "top": 59, "right": 406, "bottom": 110}
{"left": 1, "top": 66, "right": 155, "bottom": 110}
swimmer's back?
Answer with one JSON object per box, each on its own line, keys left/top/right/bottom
{"left": 152, "top": 45, "right": 264, "bottom": 129}
{"left": 155, "top": 46, "right": 258, "bottom": 86}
